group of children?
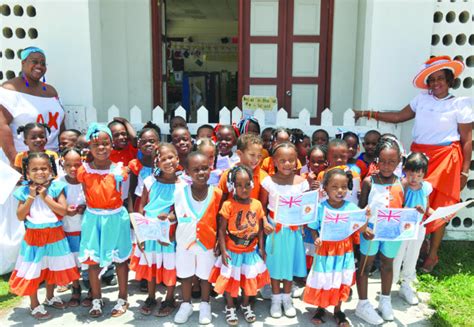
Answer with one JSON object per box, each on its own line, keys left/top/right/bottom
{"left": 9, "top": 115, "right": 437, "bottom": 326}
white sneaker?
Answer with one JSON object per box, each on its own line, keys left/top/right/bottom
{"left": 174, "top": 302, "right": 193, "bottom": 324}
{"left": 399, "top": 283, "right": 419, "bottom": 305}
{"left": 378, "top": 295, "right": 394, "bottom": 321}
{"left": 199, "top": 301, "right": 212, "bottom": 324}
{"left": 355, "top": 300, "right": 384, "bottom": 325}
{"left": 282, "top": 294, "right": 296, "bottom": 317}
{"left": 260, "top": 284, "right": 272, "bottom": 300}
{"left": 270, "top": 294, "right": 282, "bottom": 318}
{"left": 291, "top": 282, "right": 304, "bottom": 298}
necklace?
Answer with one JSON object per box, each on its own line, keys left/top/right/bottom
{"left": 191, "top": 186, "right": 208, "bottom": 201}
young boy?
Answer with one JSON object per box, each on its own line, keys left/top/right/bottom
{"left": 356, "top": 130, "right": 381, "bottom": 179}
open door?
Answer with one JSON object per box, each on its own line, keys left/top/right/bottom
{"left": 239, "top": 0, "right": 333, "bottom": 123}
{"left": 151, "top": 0, "right": 167, "bottom": 109}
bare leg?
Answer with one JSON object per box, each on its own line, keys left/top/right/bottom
{"left": 380, "top": 254, "right": 394, "bottom": 296}
{"left": 428, "top": 225, "right": 445, "bottom": 261}
{"left": 181, "top": 277, "right": 192, "bottom": 302}
{"left": 200, "top": 279, "right": 211, "bottom": 303}
{"left": 29, "top": 292, "right": 40, "bottom": 309}
{"left": 356, "top": 254, "right": 375, "bottom": 300}
{"left": 271, "top": 279, "right": 281, "bottom": 294}
{"left": 88, "top": 264, "right": 102, "bottom": 299}
{"left": 225, "top": 292, "right": 235, "bottom": 308}
{"left": 115, "top": 262, "right": 129, "bottom": 300}
{"left": 165, "top": 285, "right": 175, "bottom": 301}
{"left": 148, "top": 280, "right": 156, "bottom": 300}
{"left": 241, "top": 290, "right": 250, "bottom": 306}
{"left": 282, "top": 280, "right": 292, "bottom": 294}
{"left": 45, "top": 284, "right": 55, "bottom": 300}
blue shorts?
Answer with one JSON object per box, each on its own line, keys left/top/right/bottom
{"left": 359, "top": 232, "right": 401, "bottom": 259}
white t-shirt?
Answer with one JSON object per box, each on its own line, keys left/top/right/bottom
{"left": 61, "top": 176, "right": 86, "bottom": 233}
{"left": 0, "top": 87, "right": 64, "bottom": 152}
{"left": 409, "top": 92, "right": 473, "bottom": 145}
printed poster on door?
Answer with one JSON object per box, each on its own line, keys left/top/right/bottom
{"left": 242, "top": 95, "right": 277, "bottom": 125}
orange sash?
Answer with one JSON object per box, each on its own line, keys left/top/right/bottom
{"left": 410, "top": 142, "right": 462, "bottom": 234}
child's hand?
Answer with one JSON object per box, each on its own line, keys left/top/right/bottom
{"left": 263, "top": 221, "right": 274, "bottom": 235}
{"left": 66, "top": 205, "right": 78, "bottom": 216}
{"left": 365, "top": 207, "right": 371, "bottom": 218}
{"left": 157, "top": 213, "right": 169, "bottom": 221}
{"left": 415, "top": 205, "right": 425, "bottom": 214}
{"left": 36, "top": 185, "right": 47, "bottom": 199}
{"left": 221, "top": 249, "right": 231, "bottom": 267}
{"left": 214, "top": 243, "right": 221, "bottom": 257}
{"left": 362, "top": 227, "right": 375, "bottom": 240}
{"left": 113, "top": 116, "right": 130, "bottom": 124}
{"left": 167, "top": 212, "right": 176, "bottom": 222}
{"left": 76, "top": 204, "right": 86, "bottom": 215}
{"left": 259, "top": 248, "right": 267, "bottom": 262}
{"left": 28, "top": 184, "right": 37, "bottom": 197}
{"left": 138, "top": 242, "right": 145, "bottom": 252}
{"left": 158, "top": 240, "right": 170, "bottom": 246}
{"left": 314, "top": 237, "right": 322, "bottom": 250}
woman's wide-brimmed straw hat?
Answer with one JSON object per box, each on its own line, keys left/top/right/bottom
{"left": 412, "top": 55, "right": 465, "bottom": 89}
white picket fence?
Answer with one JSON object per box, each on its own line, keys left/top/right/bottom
{"left": 64, "top": 104, "right": 473, "bottom": 241}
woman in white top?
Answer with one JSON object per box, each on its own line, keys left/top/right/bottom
{"left": 0, "top": 47, "right": 65, "bottom": 274}
{"left": 354, "top": 56, "right": 472, "bottom": 272}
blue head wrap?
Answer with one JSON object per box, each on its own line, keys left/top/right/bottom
{"left": 20, "top": 47, "right": 46, "bottom": 61}
{"left": 85, "top": 123, "right": 112, "bottom": 142}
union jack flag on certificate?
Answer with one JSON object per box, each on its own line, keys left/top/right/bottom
{"left": 320, "top": 207, "right": 367, "bottom": 242}
{"left": 129, "top": 213, "right": 171, "bottom": 244}
{"left": 274, "top": 190, "right": 319, "bottom": 226}
{"left": 373, "top": 208, "right": 420, "bottom": 241}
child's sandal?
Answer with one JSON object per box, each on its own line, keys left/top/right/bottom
{"left": 67, "top": 285, "right": 82, "bottom": 307}
{"left": 111, "top": 298, "right": 129, "bottom": 317}
{"left": 334, "top": 311, "right": 350, "bottom": 327}
{"left": 311, "top": 308, "right": 326, "bottom": 324}
{"left": 155, "top": 299, "right": 176, "bottom": 317}
{"left": 225, "top": 306, "right": 239, "bottom": 326}
{"left": 81, "top": 290, "right": 93, "bottom": 307}
{"left": 89, "top": 299, "right": 104, "bottom": 318}
{"left": 43, "top": 296, "right": 66, "bottom": 309}
{"left": 30, "top": 304, "right": 51, "bottom": 320}
{"left": 139, "top": 297, "right": 157, "bottom": 316}
{"left": 240, "top": 304, "right": 256, "bottom": 323}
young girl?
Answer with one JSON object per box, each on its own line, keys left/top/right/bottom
{"left": 356, "top": 138, "right": 404, "bottom": 325}
{"left": 393, "top": 152, "right": 432, "bottom": 305}
{"left": 171, "top": 126, "right": 193, "bottom": 171}
{"left": 131, "top": 143, "right": 182, "bottom": 317}
{"left": 77, "top": 123, "right": 132, "bottom": 318}
{"left": 14, "top": 123, "right": 58, "bottom": 172}
{"left": 261, "top": 128, "right": 302, "bottom": 176}
{"left": 210, "top": 165, "right": 269, "bottom": 325}
{"left": 342, "top": 131, "right": 361, "bottom": 175}
{"left": 195, "top": 137, "right": 222, "bottom": 186}
{"left": 173, "top": 152, "right": 223, "bottom": 325}
{"left": 356, "top": 130, "right": 380, "bottom": 179}
{"left": 60, "top": 148, "right": 87, "bottom": 307}
{"left": 10, "top": 152, "right": 79, "bottom": 320}
{"left": 292, "top": 129, "right": 311, "bottom": 172}
{"left": 261, "top": 127, "right": 274, "bottom": 158}
{"left": 128, "top": 122, "right": 160, "bottom": 212}
{"left": 304, "top": 168, "right": 362, "bottom": 326}
{"left": 312, "top": 129, "right": 329, "bottom": 146}
{"left": 261, "top": 142, "right": 309, "bottom": 318}
{"left": 215, "top": 125, "right": 240, "bottom": 170}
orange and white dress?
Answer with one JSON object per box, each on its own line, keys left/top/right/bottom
{"left": 209, "top": 198, "right": 270, "bottom": 297}
{"left": 9, "top": 180, "right": 79, "bottom": 296}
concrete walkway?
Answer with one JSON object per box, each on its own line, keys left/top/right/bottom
{"left": 0, "top": 272, "right": 433, "bottom": 326}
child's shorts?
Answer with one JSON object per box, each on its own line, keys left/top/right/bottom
{"left": 359, "top": 233, "right": 401, "bottom": 259}
{"left": 176, "top": 245, "right": 216, "bottom": 280}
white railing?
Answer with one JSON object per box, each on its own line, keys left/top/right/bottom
{"left": 65, "top": 104, "right": 473, "bottom": 241}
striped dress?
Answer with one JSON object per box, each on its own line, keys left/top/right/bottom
{"left": 303, "top": 200, "right": 358, "bottom": 308}
{"left": 9, "top": 180, "right": 80, "bottom": 296}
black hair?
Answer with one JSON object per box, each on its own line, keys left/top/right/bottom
{"left": 236, "top": 133, "right": 263, "bottom": 151}
{"left": 17, "top": 123, "right": 51, "bottom": 138}
{"left": 227, "top": 165, "right": 253, "bottom": 187}
{"left": 237, "top": 117, "right": 261, "bottom": 135}
{"left": 169, "top": 116, "right": 187, "bottom": 132}
{"left": 328, "top": 138, "right": 348, "bottom": 150}
{"left": 290, "top": 128, "right": 306, "bottom": 144}
{"left": 107, "top": 119, "right": 127, "bottom": 131}
{"left": 194, "top": 138, "right": 217, "bottom": 168}
{"left": 312, "top": 129, "right": 329, "bottom": 142}
{"left": 216, "top": 125, "right": 238, "bottom": 140}
{"left": 364, "top": 130, "right": 381, "bottom": 140}
{"left": 262, "top": 127, "right": 274, "bottom": 135}
{"left": 22, "top": 151, "right": 58, "bottom": 181}
{"left": 323, "top": 168, "right": 353, "bottom": 191}
{"left": 185, "top": 151, "right": 208, "bottom": 170}
{"left": 197, "top": 124, "right": 214, "bottom": 135}
{"left": 138, "top": 121, "right": 161, "bottom": 140}
{"left": 59, "top": 129, "right": 81, "bottom": 138}
{"left": 340, "top": 131, "right": 360, "bottom": 145}
{"left": 60, "top": 147, "right": 82, "bottom": 158}
{"left": 404, "top": 152, "right": 429, "bottom": 174}
{"left": 308, "top": 144, "right": 328, "bottom": 159}
{"left": 375, "top": 137, "right": 401, "bottom": 158}
{"left": 271, "top": 127, "right": 290, "bottom": 142}
{"left": 271, "top": 141, "right": 297, "bottom": 157}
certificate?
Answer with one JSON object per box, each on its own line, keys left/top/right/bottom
{"left": 274, "top": 190, "right": 319, "bottom": 226}
{"left": 320, "top": 207, "right": 367, "bottom": 242}
{"left": 423, "top": 200, "right": 474, "bottom": 226}
{"left": 129, "top": 212, "right": 171, "bottom": 244}
{"left": 373, "top": 208, "right": 420, "bottom": 241}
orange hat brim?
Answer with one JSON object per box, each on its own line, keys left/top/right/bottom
{"left": 412, "top": 60, "right": 465, "bottom": 89}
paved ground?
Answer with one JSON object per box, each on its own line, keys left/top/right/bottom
{"left": 0, "top": 271, "right": 433, "bottom": 326}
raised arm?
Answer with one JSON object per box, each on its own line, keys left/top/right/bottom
{"left": 0, "top": 106, "right": 17, "bottom": 165}
{"left": 353, "top": 104, "right": 415, "bottom": 124}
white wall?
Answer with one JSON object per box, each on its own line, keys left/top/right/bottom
{"left": 353, "top": 0, "right": 434, "bottom": 148}
{"left": 330, "top": 0, "right": 359, "bottom": 124}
